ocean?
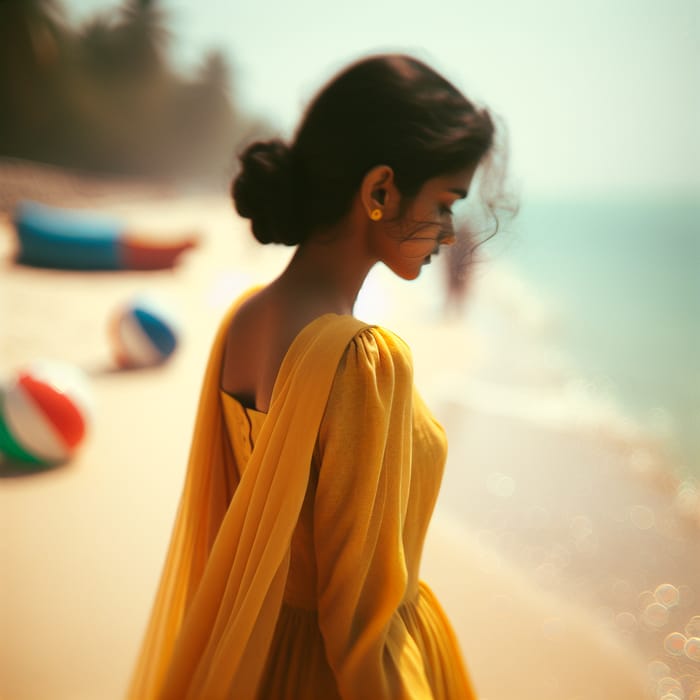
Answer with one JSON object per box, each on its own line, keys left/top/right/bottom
{"left": 355, "top": 195, "right": 699, "bottom": 480}
{"left": 479, "top": 196, "right": 700, "bottom": 478}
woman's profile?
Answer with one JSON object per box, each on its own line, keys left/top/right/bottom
{"left": 128, "top": 53, "right": 505, "bottom": 699}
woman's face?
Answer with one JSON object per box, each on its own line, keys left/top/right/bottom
{"left": 376, "top": 166, "right": 476, "bottom": 281}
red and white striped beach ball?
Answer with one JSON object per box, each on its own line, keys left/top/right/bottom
{"left": 0, "top": 361, "right": 94, "bottom": 464}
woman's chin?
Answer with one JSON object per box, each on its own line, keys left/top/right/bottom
{"left": 384, "top": 258, "right": 431, "bottom": 281}
{"left": 401, "top": 267, "right": 424, "bottom": 281}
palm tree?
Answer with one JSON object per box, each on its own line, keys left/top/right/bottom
{"left": 199, "top": 50, "right": 230, "bottom": 93}
{"left": 80, "top": 12, "right": 121, "bottom": 79}
{"left": 115, "top": 0, "right": 169, "bottom": 74}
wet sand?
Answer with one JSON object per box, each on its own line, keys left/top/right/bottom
{"left": 1, "top": 169, "right": 698, "bottom": 699}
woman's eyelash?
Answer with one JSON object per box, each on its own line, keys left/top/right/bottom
{"left": 439, "top": 205, "right": 453, "bottom": 216}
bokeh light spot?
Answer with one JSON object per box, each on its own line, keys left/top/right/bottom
{"left": 615, "top": 611, "right": 637, "bottom": 631}
{"left": 655, "top": 583, "right": 680, "bottom": 608}
{"left": 570, "top": 514, "right": 593, "bottom": 540}
{"left": 648, "top": 659, "right": 671, "bottom": 680}
{"left": 684, "top": 637, "right": 700, "bottom": 662}
{"left": 664, "top": 632, "right": 688, "bottom": 656}
{"left": 675, "top": 480, "right": 699, "bottom": 518}
{"left": 685, "top": 616, "right": 700, "bottom": 637}
{"left": 639, "top": 590, "right": 656, "bottom": 609}
{"left": 657, "top": 675, "right": 683, "bottom": 697}
{"left": 643, "top": 603, "right": 669, "bottom": 628}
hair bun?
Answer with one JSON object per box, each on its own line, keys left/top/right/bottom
{"left": 232, "top": 139, "right": 299, "bottom": 245}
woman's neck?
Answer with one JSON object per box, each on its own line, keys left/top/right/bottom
{"left": 274, "top": 218, "right": 376, "bottom": 316}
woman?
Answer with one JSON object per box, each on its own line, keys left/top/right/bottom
{"left": 129, "top": 54, "right": 504, "bottom": 699}
{"left": 443, "top": 224, "right": 477, "bottom": 318}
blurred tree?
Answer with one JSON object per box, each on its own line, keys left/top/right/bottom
{"left": 0, "top": 0, "right": 68, "bottom": 158}
{"left": 0, "top": 0, "right": 270, "bottom": 183}
{"left": 166, "top": 50, "right": 238, "bottom": 177}
{"left": 200, "top": 50, "right": 230, "bottom": 91}
{"left": 114, "top": 0, "right": 169, "bottom": 75}
{"left": 80, "top": 13, "right": 121, "bottom": 80}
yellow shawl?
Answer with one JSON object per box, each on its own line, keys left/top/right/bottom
{"left": 128, "top": 291, "right": 370, "bottom": 699}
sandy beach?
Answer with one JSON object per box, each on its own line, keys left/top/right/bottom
{"left": 1, "top": 163, "right": 698, "bottom": 699}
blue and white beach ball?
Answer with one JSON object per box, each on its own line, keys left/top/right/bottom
{"left": 110, "top": 295, "right": 181, "bottom": 368}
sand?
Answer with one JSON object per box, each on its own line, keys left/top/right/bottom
{"left": 1, "top": 169, "right": 698, "bottom": 699}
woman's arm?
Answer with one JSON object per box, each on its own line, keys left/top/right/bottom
{"left": 314, "top": 327, "right": 434, "bottom": 699}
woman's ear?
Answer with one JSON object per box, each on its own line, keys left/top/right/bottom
{"left": 360, "top": 165, "right": 399, "bottom": 221}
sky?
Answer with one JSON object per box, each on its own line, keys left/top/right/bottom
{"left": 63, "top": 0, "right": 699, "bottom": 198}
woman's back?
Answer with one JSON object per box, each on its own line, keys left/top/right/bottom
{"left": 220, "top": 283, "right": 342, "bottom": 413}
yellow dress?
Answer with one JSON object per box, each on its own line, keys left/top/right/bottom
{"left": 128, "top": 291, "right": 477, "bottom": 699}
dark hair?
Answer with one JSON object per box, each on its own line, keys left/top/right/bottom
{"left": 233, "top": 54, "right": 502, "bottom": 246}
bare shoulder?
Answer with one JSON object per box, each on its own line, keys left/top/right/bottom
{"left": 220, "top": 288, "right": 273, "bottom": 405}
{"left": 226, "top": 287, "right": 270, "bottom": 340}
{"left": 221, "top": 284, "right": 340, "bottom": 410}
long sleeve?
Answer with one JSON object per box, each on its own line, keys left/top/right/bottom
{"left": 314, "top": 327, "right": 435, "bottom": 699}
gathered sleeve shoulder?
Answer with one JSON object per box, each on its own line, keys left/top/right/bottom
{"left": 314, "top": 326, "right": 434, "bottom": 699}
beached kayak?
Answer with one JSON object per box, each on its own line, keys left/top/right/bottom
{"left": 13, "top": 200, "right": 199, "bottom": 270}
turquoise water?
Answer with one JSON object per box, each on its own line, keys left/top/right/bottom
{"left": 482, "top": 196, "right": 700, "bottom": 477}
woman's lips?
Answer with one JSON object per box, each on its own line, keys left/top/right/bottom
{"left": 423, "top": 249, "right": 439, "bottom": 265}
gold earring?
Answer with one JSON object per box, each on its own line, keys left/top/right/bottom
{"left": 370, "top": 208, "right": 383, "bottom": 221}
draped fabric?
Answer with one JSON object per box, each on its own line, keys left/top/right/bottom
{"left": 127, "top": 290, "right": 477, "bottom": 699}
